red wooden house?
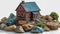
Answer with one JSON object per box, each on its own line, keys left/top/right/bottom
{"left": 15, "top": 1, "right": 41, "bottom": 21}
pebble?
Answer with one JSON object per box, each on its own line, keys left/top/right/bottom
{"left": 46, "top": 22, "right": 58, "bottom": 30}
{"left": 0, "top": 17, "right": 7, "bottom": 24}
{"left": 31, "top": 26, "right": 44, "bottom": 33}
{"left": 0, "top": 24, "right": 7, "bottom": 30}
{"left": 4, "top": 25, "right": 16, "bottom": 31}
{"left": 43, "top": 26, "right": 50, "bottom": 31}
{"left": 45, "top": 15, "right": 53, "bottom": 22}
{"left": 22, "top": 24, "right": 34, "bottom": 32}
{"left": 15, "top": 26, "right": 25, "bottom": 33}
{"left": 17, "top": 20, "right": 27, "bottom": 25}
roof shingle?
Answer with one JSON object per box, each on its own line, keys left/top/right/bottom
{"left": 22, "top": 2, "right": 40, "bottom": 12}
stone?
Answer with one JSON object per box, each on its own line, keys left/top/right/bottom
{"left": 0, "top": 24, "right": 7, "bottom": 29}
{"left": 40, "top": 19, "right": 47, "bottom": 22}
{"left": 12, "top": 25, "right": 17, "bottom": 29}
{"left": 45, "top": 15, "right": 53, "bottom": 21}
{"left": 0, "top": 21, "right": 2, "bottom": 24}
{"left": 15, "top": 26, "right": 25, "bottom": 33}
{"left": 43, "top": 26, "right": 50, "bottom": 31}
{"left": 4, "top": 25, "right": 16, "bottom": 31}
{"left": 31, "top": 26, "right": 44, "bottom": 33}
{"left": 5, "top": 13, "right": 15, "bottom": 26}
{"left": 32, "top": 22, "right": 37, "bottom": 25}
{"left": 46, "top": 22, "right": 58, "bottom": 30}
{"left": 55, "top": 21, "right": 60, "bottom": 27}
{"left": 17, "top": 20, "right": 27, "bottom": 25}
{"left": 40, "top": 16, "right": 45, "bottom": 19}
{"left": 1, "top": 17, "right": 7, "bottom": 21}
{"left": 0, "top": 17, "right": 7, "bottom": 24}
{"left": 22, "top": 24, "right": 34, "bottom": 32}
{"left": 58, "top": 22, "right": 60, "bottom": 27}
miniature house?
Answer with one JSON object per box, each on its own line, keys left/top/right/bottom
{"left": 15, "top": 1, "right": 41, "bottom": 21}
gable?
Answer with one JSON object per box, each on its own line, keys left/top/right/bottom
{"left": 15, "top": 2, "right": 25, "bottom": 11}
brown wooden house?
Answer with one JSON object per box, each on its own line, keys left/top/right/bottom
{"left": 15, "top": 1, "right": 41, "bottom": 21}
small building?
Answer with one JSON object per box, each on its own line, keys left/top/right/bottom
{"left": 15, "top": 1, "right": 41, "bottom": 21}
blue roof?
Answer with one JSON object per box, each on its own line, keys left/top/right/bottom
{"left": 32, "top": 11, "right": 38, "bottom": 14}
{"left": 22, "top": 2, "right": 40, "bottom": 12}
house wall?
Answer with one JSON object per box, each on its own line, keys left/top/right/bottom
{"left": 25, "top": 12, "right": 31, "bottom": 20}
{"left": 16, "top": 10, "right": 26, "bottom": 18}
{"left": 16, "top": 4, "right": 32, "bottom": 20}
{"left": 33, "top": 11, "right": 40, "bottom": 20}
{"left": 16, "top": 4, "right": 26, "bottom": 19}
{"left": 38, "top": 11, "right": 41, "bottom": 18}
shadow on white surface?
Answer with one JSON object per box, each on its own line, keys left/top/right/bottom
{"left": 0, "top": 28, "right": 60, "bottom": 34}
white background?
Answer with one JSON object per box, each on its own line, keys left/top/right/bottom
{"left": 0, "top": 0, "right": 60, "bottom": 34}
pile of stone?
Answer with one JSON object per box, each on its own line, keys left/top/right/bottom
{"left": 40, "top": 15, "right": 60, "bottom": 31}
{"left": 41, "top": 22, "right": 59, "bottom": 31}
{"left": 46, "top": 22, "right": 58, "bottom": 30}
{"left": 0, "top": 13, "right": 44, "bottom": 33}
{"left": 0, "top": 13, "right": 60, "bottom": 33}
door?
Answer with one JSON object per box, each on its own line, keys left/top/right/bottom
{"left": 30, "top": 12, "right": 33, "bottom": 20}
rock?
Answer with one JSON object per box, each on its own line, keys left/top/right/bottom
{"left": 43, "top": 26, "right": 50, "bottom": 31}
{"left": 15, "top": 26, "right": 25, "bottom": 33}
{"left": 45, "top": 15, "right": 53, "bottom": 22}
{"left": 55, "top": 21, "right": 60, "bottom": 27}
{"left": 22, "top": 24, "right": 34, "bottom": 32}
{"left": 1, "top": 17, "right": 7, "bottom": 21}
{"left": 0, "top": 21, "right": 2, "bottom": 24}
{"left": 12, "top": 25, "right": 17, "bottom": 29}
{"left": 32, "top": 22, "right": 37, "bottom": 25}
{"left": 4, "top": 25, "right": 16, "bottom": 31}
{"left": 0, "top": 17, "right": 7, "bottom": 24}
{"left": 17, "top": 20, "right": 27, "bottom": 25}
{"left": 40, "top": 16, "right": 45, "bottom": 19}
{"left": 40, "top": 19, "right": 47, "bottom": 22}
{"left": 0, "top": 24, "right": 7, "bottom": 29}
{"left": 5, "top": 13, "right": 15, "bottom": 26}
{"left": 31, "top": 26, "right": 44, "bottom": 33}
{"left": 58, "top": 22, "right": 60, "bottom": 27}
{"left": 46, "top": 22, "right": 58, "bottom": 30}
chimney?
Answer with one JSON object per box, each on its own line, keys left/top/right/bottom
{"left": 21, "top": 0, "right": 24, "bottom": 3}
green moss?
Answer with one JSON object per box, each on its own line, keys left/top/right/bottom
{"left": 50, "top": 12, "right": 59, "bottom": 20}
{"left": 37, "top": 22, "right": 45, "bottom": 28}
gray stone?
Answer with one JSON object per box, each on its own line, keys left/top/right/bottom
{"left": 0, "top": 24, "right": 7, "bottom": 29}
{"left": 15, "top": 26, "right": 25, "bottom": 33}
{"left": 31, "top": 26, "right": 44, "bottom": 33}
{"left": 0, "top": 17, "right": 7, "bottom": 24}
{"left": 5, "top": 13, "right": 15, "bottom": 26}
{"left": 4, "top": 25, "right": 16, "bottom": 31}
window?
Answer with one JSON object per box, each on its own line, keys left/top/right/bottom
{"left": 17, "top": 12, "right": 24, "bottom": 17}
{"left": 21, "top": 14, "right": 24, "bottom": 17}
{"left": 19, "top": 6, "right": 22, "bottom": 9}
{"left": 17, "top": 13, "right": 20, "bottom": 16}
